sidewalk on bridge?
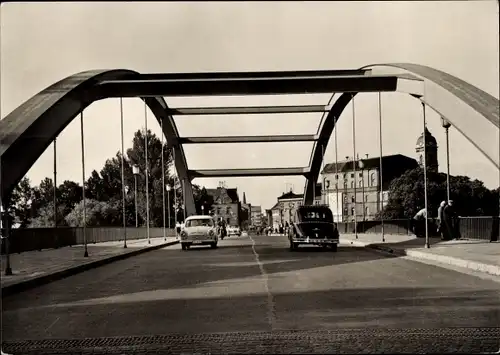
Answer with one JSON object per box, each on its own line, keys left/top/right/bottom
{"left": 341, "top": 233, "right": 500, "bottom": 277}
{"left": 1, "top": 236, "right": 179, "bottom": 296}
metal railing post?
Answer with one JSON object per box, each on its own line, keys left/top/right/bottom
{"left": 80, "top": 110, "right": 89, "bottom": 257}
{"left": 120, "top": 98, "right": 127, "bottom": 248}
{"left": 378, "top": 92, "right": 385, "bottom": 242}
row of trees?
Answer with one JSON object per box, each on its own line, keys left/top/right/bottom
{"left": 8, "top": 129, "right": 214, "bottom": 228}
{"left": 379, "top": 167, "right": 499, "bottom": 219}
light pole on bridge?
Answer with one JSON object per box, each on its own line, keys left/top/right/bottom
{"left": 166, "top": 183, "right": 172, "bottom": 240}
{"left": 120, "top": 97, "right": 127, "bottom": 249}
{"left": 441, "top": 117, "right": 452, "bottom": 203}
{"left": 80, "top": 110, "right": 89, "bottom": 258}
{"left": 132, "top": 165, "right": 140, "bottom": 228}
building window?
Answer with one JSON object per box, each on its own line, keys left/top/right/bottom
{"left": 351, "top": 196, "right": 355, "bottom": 203}
{"left": 335, "top": 174, "right": 339, "bottom": 180}
{"left": 365, "top": 195, "right": 368, "bottom": 202}
{"left": 217, "top": 207, "right": 221, "bottom": 214}
{"left": 350, "top": 181, "right": 354, "bottom": 188}
{"left": 350, "top": 173, "right": 354, "bottom": 178}
{"left": 365, "top": 207, "right": 369, "bottom": 216}
{"left": 226, "top": 207, "right": 231, "bottom": 214}
{"left": 351, "top": 207, "right": 355, "bottom": 215}
{"left": 358, "top": 180, "right": 362, "bottom": 188}
{"left": 359, "top": 172, "right": 363, "bottom": 177}
{"left": 343, "top": 173, "right": 347, "bottom": 179}
{"left": 334, "top": 183, "right": 338, "bottom": 189}
{"left": 370, "top": 173, "right": 376, "bottom": 187}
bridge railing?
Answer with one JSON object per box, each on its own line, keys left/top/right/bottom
{"left": 0, "top": 227, "right": 176, "bottom": 255}
{"left": 458, "top": 216, "right": 499, "bottom": 242}
{"left": 336, "top": 216, "right": 498, "bottom": 242}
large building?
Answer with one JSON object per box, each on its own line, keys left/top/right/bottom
{"left": 206, "top": 186, "right": 241, "bottom": 227}
{"left": 269, "top": 184, "right": 322, "bottom": 230}
{"left": 320, "top": 129, "right": 436, "bottom": 222}
{"left": 250, "top": 205, "right": 263, "bottom": 227}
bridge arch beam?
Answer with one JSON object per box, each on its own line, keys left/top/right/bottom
{"left": 304, "top": 63, "right": 499, "bottom": 205}
{"left": 0, "top": 69, "right": 196, "bottom": 216}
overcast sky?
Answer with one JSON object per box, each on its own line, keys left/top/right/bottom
{"left": 1, "top": 1, "right": 499, "bottom": 210}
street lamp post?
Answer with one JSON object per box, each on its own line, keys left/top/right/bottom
{"left": 441, "top": 117, "right": 452, "bottom": 203}
{"left": 166, "top": 184, "right": 172, "bottom": 240}
{"left": 132, "top": 165, "right": 140, "bottom": 228}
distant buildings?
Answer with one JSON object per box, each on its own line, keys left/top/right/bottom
{"left": 206, "top": 129, "right": 438, "bottom": 228}
{"left": 319, "top": 129, "right": 437, "bottom": 222}
{"left": 206, "top": 186, "right": 241, "bottom": 227}
{"left": 268, "top": 184, "right": 322, "bottom": 230}
{"left": 321, "top": 154, "right": 418, "bottom": 222}
{"left": 205, "top": 186, "right": 260, "bottom": 229}
{"left": 250, "top": 205, "right": 263, "bottom": 227}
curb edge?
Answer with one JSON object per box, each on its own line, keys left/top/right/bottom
{"left": 1, "top": 240, "right": 179, "bottom": 297}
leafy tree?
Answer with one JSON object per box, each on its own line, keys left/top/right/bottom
{"left": 29, "top": 203, "right": 67, "bottom": 228}
{"left": 86, "top": 170, "right": 105, "bottom": 201}
{"left": 33, "top": 178, "right": 55, "bottom": 208}
{"left": 12, "top": 128, "right": 215, "bottom": 229}
{"left": 9, "top": 177, "right": 35, "bottom": 228}
{"left": 57, "top": 180, "right": 82, "bottom": 221}
{"left": 65, "top": 199, "right": 120, "bottom": 227}
{"left": 125, "top": 129, "right": 172, "bottom": 227}
{"left": 380, "top": 167, "right": 498, "bottom": 219}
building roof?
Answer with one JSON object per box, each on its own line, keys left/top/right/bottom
{"left": 277, "top": 191, "right": 303, "bottom": 200}
{"left": 277, "top": 183, "right": 322, "bottom": 201}
{"left": 321, "top": 154, "right": 419, "bottom": 190}
{"left": 270, "top": 201, "right": 281, "bottom": 211}
{"left": 206, "top": 187, "right": 240, "bottom": 204}
{"left": 321, "top": 154, "right": 417, "bottom": 174}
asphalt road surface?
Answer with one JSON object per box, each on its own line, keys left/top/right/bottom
{"left": 2, "top": 233, "right": 499, "bottom": 354}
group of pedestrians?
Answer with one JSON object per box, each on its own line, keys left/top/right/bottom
{"left": 412, "top": 200, "right": 460, "bottom": 240}
{"left": 272, "top": 222, "right": 290, "bottom": 235}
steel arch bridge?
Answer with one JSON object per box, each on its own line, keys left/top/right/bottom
{"left": 1, "top": 64, "right": 498, "bottom": 216}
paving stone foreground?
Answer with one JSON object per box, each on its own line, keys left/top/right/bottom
{"left": 3, "top": 328, "right": 500, "bottom": 354}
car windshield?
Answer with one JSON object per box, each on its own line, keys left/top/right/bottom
{"left": 185, "top": 219, "right": 214, "bottom": 227}
{"left": 298, "top": 209, "right": 333, "bottom": 222}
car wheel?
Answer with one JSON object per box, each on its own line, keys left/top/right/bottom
{"left": 211, "top": 242, "right": 218, "bottom": 249}
{"left": 181, "top": 243, "right": 187, "bottom": 251}
{"left": 330, "top": 244, "right": 338, "bottom": 252}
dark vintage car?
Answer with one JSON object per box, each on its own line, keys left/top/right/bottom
{"left": 287, "top": 205, "right": 339, "bottom": 251}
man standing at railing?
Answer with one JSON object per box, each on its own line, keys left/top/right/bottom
{"left": 413, "top": 207, "right": 427, "bottom": 238}
{"left": 437, "top": 201, "right": 447, "bottom": 240}
{"left": 442, "top": 200, "right": 459, "bottom": 240}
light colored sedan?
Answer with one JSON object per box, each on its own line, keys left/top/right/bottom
{"left": 180, "top": 215, "right": 218, "bottom": 250}
{"left": 227, "top": 226, "right": 241, "bottom": 236}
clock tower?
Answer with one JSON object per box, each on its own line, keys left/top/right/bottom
{"left": 415, "top": 127, "right": 438, "bottom": 171}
